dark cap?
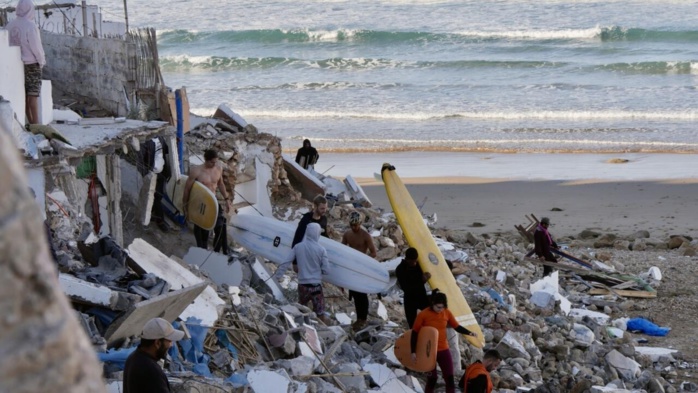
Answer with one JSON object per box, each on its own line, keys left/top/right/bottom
{"left": 540, "top": 217, "right": 550, "bottom": 225}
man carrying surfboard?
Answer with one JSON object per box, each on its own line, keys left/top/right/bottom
{"left": 289, "top": 223, "right": 332, "bottom": 325}
{"left": 412, "top": 290, "right": 477, "bottom": 393}
{"left": 270, "top": 194, "right": 331, "bottom": 281}
{"left": 183, "top": 149, "right": 232, "bottom": 252}
{"left": 395, "top": 247, "right": 431, "bottom": 328}
{"left": 292, "top": 194, "right": 329, "bottom": 246}
{"left": 341, "top": 211, "right": 377, "bottom": 331}
{"left": 295, "top": 139, "right": 319, "bottom": 170}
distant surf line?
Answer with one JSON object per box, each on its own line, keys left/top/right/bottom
{"left": 233, "top": 109, "right": 698, "bottom": 121}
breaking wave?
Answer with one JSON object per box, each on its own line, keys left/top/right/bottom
{"left": 158, "top": 26, "right": 698, "bottom": 45}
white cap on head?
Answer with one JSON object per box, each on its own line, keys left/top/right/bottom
{"left": 141, "top": 318, "right": 185, "bottom": 341}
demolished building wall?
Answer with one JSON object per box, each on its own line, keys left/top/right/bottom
{"left": 41, "top": 31, "right": 136, "bottom": 117}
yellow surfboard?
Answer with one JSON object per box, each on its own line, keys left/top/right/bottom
{"left": 381, "top": 163, "right": 484, "bottom": 348}
{"left": 172, "top": 175, "right": 219, "bottom": 230}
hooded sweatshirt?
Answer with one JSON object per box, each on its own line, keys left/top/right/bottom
{"left": 292, "top": 223, "right": 329, "bottom": 285}
{"left": 6, "top": 0, "right": 46, "bottom": 66}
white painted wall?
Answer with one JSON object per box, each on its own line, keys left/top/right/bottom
{"left": 1, "top": 29, "right": 52, "bottom": 126}
{"left": 0, "top": 29, "right": 26, "bottom": 126}
{"left": 39, "top": 80, "right": 53, "bottom": 124}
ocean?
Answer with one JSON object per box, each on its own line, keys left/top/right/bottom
{"left": 98, "top": 0, "right": 698, "bottom": 154}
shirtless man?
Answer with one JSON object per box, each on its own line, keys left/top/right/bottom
{"left": 341, "top": 211, "right": 377, "bottom": 330}
{"left": 183, "top": 149, "right": 232, "bottom": 252}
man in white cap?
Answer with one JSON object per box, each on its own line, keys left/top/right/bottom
{"left": 123, "top": 317, "right": 185, "bottom": 393}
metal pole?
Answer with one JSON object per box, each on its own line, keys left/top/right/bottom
{"left": 81, "top": 0, "right": 87, "bottom": 36}
{"left": 122, "top": 0, "right": 129, "bottom": 32}
{"left": 175, "top": 89, "right": 184, "bottom": 174}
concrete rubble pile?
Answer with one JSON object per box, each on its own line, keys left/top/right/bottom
{"left": 50, "top": 194, "right": 697, "bottom": 393}
{"left": 34, "top": 112, "right": 697, "bottom": 392}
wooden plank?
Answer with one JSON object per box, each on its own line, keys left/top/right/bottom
{"left": 167, "top": 91, "right": 177, "bottom": 126}
{"left": 588, "top": 288, "right": 657, "bottom": 298}
{"left": 525, "top": 258, "right": 654, "bottom": 291}
{"left": 612, "top": 280, "right": 641, "bottom": 290}
{"left": 178, "top": 87, "right": 190, "bottom": 133}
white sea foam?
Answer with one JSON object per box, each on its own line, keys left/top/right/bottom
{"left": 455, "top": 26, "right": 603, "bottom": 40}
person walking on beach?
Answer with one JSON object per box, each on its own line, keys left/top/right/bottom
{"left": 534, "top": 217, "right": 559, "bottom": 276}
{"left": 182, "top": 149, "right": 232, "bottom": 252}
{"left": 6, "top": 0, "right": 46, "bottom": 125}
{"left": 460, "top": 350, "right": 503, "bottom": 393}
{"left": 123, "top": 317, "right": 185, "bottom": 393}
{"left": 341, "top": 211, "right": 377, "bottom": 330}
{"left": 295, "top": 139, "right": 319, "bottom": 170}
{"left": 411, "top": 290, "right": 478, "bottom": 393}
{"left": 289, "top": 223, "right": 332, "bottom": 325}
{"left": 395, "top": 247, "right": 430, "bottom": 328}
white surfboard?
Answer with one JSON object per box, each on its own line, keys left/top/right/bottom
{"left": 228, "top": 214, "right": 390, "bottom": 293}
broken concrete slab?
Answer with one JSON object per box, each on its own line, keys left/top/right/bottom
{"left": 569, "top": 308, "right": 611, "bottom": 325}
{"left": 336, "top": 363, "right": 366, "bottom": 392}
{"left": 59, "top": 273, "right": 139, "bottom": 311}
{"left": 276, "top": 356, "right": 316, "bottom": 377}
{"left": 605, "top": 349, "right": 641, "bottom": 381}
{"left": 634, "top": 347, "right": 678, "bottom": 362}
{"left": 301, "top": 324, "right": 323, "bottom": 355}
{"left": 247, "top": 369, "right": 290, "bottom": 393}
{"left": 127, "top": 238, "right": 226, "bottom": 327}
{"left": 183, "top": 247, "right": 245, "bottom": 288}
{"left": 105, "top": 282, "right": 207, "bottom": 346}
{"left": 529, "top": 271, "right": 571, "bottom": 314}
{"left": 335, "top": 313, "right": 352, "bottom": 326}
{"left": 138, "top": 172, "right": 156, "bottom": 226}
{"left": 250, "top": 257, "right": 286, "bottom": 302}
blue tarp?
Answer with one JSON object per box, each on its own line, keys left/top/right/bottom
{"left": 173, "top": 317, "right": 212, "bottom": 376}
{"left": 97, "top": 347, "right": 137, "bottom": 370}
{"left": 627, "top": 318, "right": 670, "bottom": 337}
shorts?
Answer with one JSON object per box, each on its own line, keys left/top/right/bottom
{"left": 298, "top": 283, "right": 325, "bottom": 316}
{"left": 24, "top": 63, "right": 42, "bottom": 96}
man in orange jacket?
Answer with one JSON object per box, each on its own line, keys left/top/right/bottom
{"left": 461, "top": 350, "right": 502, "bottom": 393}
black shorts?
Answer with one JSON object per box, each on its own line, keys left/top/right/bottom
{"left": 24, "top": 63, "right": 42, "bottom": 96}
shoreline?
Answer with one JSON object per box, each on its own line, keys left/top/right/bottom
{"left": 310, "top": 151, "right": 698, "bottom": 183}
{"left": 361, "top": 180, "right": 698, "bottom": 240}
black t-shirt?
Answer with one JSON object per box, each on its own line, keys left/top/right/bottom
{"left": 395, "top": 259, "right": 428, "bottom": 301}
{"left": 292, "top": 212, "right": 328, "bottom": 247}
{"left": 123, "top": 349, "right": 170, "bottom": 393}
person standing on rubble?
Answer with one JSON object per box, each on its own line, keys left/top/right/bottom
{"left": 460, "top": 349, "right": 502, "bottom": 393}
{"left": 295, "top": 139, "right": 319, "bottom": 170}
{"left": 6, "top": 0, "right": 46, "bottom": 125}
{"left": 290, "top": 222, "right": 332, "bottom": 325}
{"left": 395, "top": 247, "right": 431, "bottom": 328}
{"left": 123, "top": 317, "right": 185, "bottom": 393}
{"left": 271, "top": 194, "right": 330, "bottom": 279}
{"left": 534, "top": 216, "right": 559, "bottom": 276}
{"left": 412, "top": 290, "right": 478, "bottom": 393}
{"left": 341, "top": 211, "right": 377, "bottom": 331}
{"left": 182, "top": 149, "right": 232, "bottom": 253}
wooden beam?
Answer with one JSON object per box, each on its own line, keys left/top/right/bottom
{"left": 588, "top": 288, "right": 657, "bottom": 298}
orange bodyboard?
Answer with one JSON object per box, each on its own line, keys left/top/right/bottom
{"left": 393, "top": 326, "right": 439, "bottom": 372}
